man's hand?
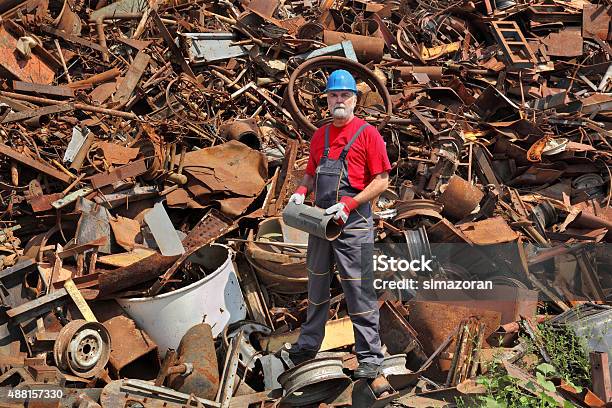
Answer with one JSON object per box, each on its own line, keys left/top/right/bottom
{"left": 288, "top": 185, "right": 308, "bottom": 206}
{"left": 325, "top": 196, "right": 359, "bottom": 225}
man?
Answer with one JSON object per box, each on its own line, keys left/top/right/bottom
{"left": 281, "top": 69, "right": 391, "bottom": 379}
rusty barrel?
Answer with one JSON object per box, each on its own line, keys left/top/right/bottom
{"left": 168, "top": 323, "right": 219, "bottom": 400}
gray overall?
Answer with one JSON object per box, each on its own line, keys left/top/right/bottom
{"left": 296, "top": 124, "right": 384, "bottom": 365}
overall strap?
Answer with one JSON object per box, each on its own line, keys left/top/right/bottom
{"left": 339, "top": 124, "right": 370, "bottom": 160}
{"left": 323, "top": 125, "right": 331, "bottom": 158}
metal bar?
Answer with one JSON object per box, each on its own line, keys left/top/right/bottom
{"left": 40, "top": 25, "right": 107, "bottom": 54}
{"left": 2, "top": 103, "right": 74, "bottom": 123}
{"left": 590, "top": 352, "right": 612, "bottom": 403}
{"left": 124, "top": 379, "right": 221, "bottom": 407}
{"left": 0, "top": 259, "right": 36, "bottom": 280}
{"left": 113, "top": 50, "right": 151, "bottom": 105}
{"left": 64, "top": 278, "right": 97, "bottom": 322}
{"left": 218, "top": 331, "right": 243, "bottom": 408}
{"left": 12, "top": 81, "right": 74, "bottom": 97}
{"left": 6, "top": 288, "right": 68, "bottom": 323}
{"left": 56, "top": 237, "right": 108, "bottom": 259}
{"left": 0, "top": 91, "right": 137, "bottom": 119}
{"left": 89, "top": 159, "right": 148, "bottom": 189}
{"left": 151, "top": 10, "right": 196, "bottom": 79}
{"left": 0, "top": 143, "right": 72, "bottom": 184}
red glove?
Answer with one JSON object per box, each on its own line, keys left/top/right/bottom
{"left": 289, "top": 186, "right": 308, "bottom": 205}
{"left": 325, "top": 196, "right": 359, "bottom": 225}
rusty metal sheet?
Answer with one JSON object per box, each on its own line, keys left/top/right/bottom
{"left": 89, "top": 159, "right": 148, "bottom": 189}
{"left": 89, "top": 82, "right": 117, "bottom": 104}
{"left": 457, "top": 216, "right": 518, "bottom": 245}
{"left": 104, "top": 314, "right": 159, "bottom": 378}
{"left": 407, "top": 301, "right": 501, "bottom": 356}
{"left": 98, "top": 142, "right": 139, "bottom": 165}
{"left": 542, "top": 28, "right": 583, "bottom": 57}
{"left": 583, "top": 4, "right": 611, "bottom": 40}
{"left": 109, "top": 216, "right": 140, "bottom": 251}
{"left": 28, "top": 192, "right": 63, "bottom": 212}
{"left": 427, "top": 219, "right": 473, "bottom": 244}
{"left": 181, "top": 141, "right": 264, "bottom": 198}
{"left": 0, "top": 20, "right": 56, "bottom": 84}
{"left": 379, "top": 301, "right": 426, "bottom": 364}
{"left": 245, "top": 0, "right": 279, "bottom": 18}
{"left": 419, "top": 286, "right": 538, "bottom": 326}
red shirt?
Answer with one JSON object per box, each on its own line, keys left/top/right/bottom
{"left": 305, "top": 117, "right": 392, "bottom": 190}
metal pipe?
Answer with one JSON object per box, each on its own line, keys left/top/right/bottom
{"left": 323, "top": 30, "right": 384, "bottom": 63}
{"left": 95, "top": 19, "right": 109, "bottom": 62}
{"left": 282, "top": 202, "right": 342, "bottom": 241}
{"left": 394, "top": 66, "right": 444, "bottom": 81}
{"left": 68, "top": 68, "right": 121, "bottom": 88}
{"left": 0, "top": 91, "right": 137, "bottom": 119}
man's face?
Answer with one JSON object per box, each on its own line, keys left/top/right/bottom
{"left": 327, "top": 90, "right": 356, "bottom": 120}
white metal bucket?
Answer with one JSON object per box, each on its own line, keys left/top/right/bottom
{"left": 117, "top": 244, "right": 246, "bottom": 355}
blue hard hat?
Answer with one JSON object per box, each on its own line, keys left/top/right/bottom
{"left": 326, "top": 69, "right": 357, "bottom": 93}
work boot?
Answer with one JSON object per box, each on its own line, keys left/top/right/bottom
{"left": 353, "top": 362, "right": 381, "bottom": 379}
{"left": 276, "top": 343, "right": 317, "bottom": 369}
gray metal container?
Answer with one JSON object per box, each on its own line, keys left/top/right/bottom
{"left": 282, "top": 202, "right": 342, "bottom": 241}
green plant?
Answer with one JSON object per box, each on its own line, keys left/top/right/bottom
{"left": 454, "top": 317, "right": 591, "bottom": 407}
{"left": 537, "top": 323, "right": 591, "bottom": 388}
{"left": 461, "top": 363, "right": 577, "bottom": 408}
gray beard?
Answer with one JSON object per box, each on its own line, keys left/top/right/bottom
{"left": 332, "top": 106, "right": 352, "bottom": 119}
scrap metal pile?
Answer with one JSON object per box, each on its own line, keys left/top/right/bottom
{"left": 0, "top": 0, "right": 611, "bottom": 405}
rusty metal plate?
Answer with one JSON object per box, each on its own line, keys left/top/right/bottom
{"left": 28, "top": 193, "right": 63, "bottom": 212}
{"left": 542, "top": 29, "right": 583, "bottom": 57}
{"left": 0, "top": 21, "right": 56, "bottom": 84}
{"left": 104, "top": 314, "right": 159, "bottom": 378}
{"left": 407, "top": 301, "right": 501, "bottom": 355}
{"left": 583, "top": 4, "right": 611, "bottom": 40}
{"left": 457, "top": 217, "right": 518, "bottom": 245}
{"left": 379, "top": 301, "right": 423, "bottom": 356}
